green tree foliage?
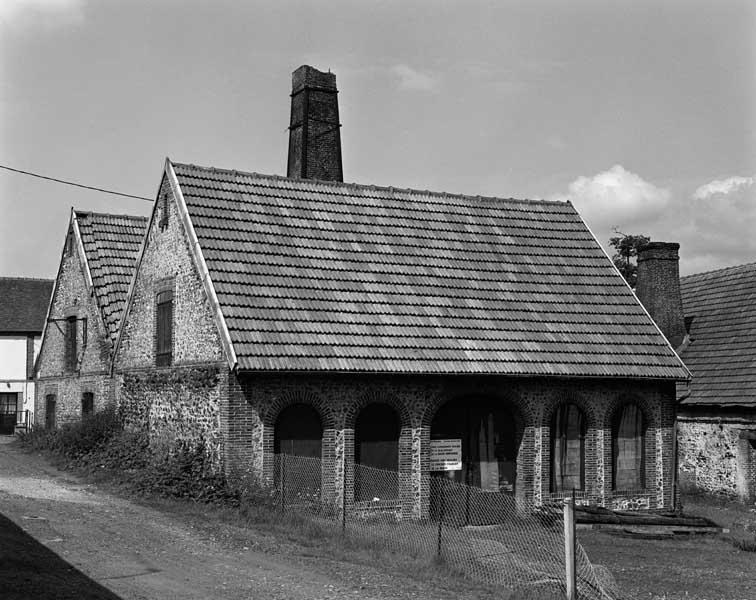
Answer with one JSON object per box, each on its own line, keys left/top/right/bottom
{"left": 609, "top": 231, "right": 650, "bottom": 288}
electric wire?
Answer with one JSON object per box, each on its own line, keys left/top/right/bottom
{"left": 0, "top": 164, "right": 153, "bottom": 202}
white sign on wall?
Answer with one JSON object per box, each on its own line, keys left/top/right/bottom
{"left": 430, "top": 439, "right": 462, "bottom": 471}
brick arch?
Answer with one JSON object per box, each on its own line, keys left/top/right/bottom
{"left": 421, "top": 390, "right": 529, "bottom": 433}
{"left": 343, "top": 388, "right": 412, "bottom": 430}
{"left": 604, "top": 393, "right": 658, "bottom": 432}
{"left": 542, "top": 392, "right": 598, "bottom": 430}
{"left": 262, "top": 389, "right": 336, "bottom": 431}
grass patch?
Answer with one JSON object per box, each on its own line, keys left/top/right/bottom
{"left": 15, "top": 413, "right": 511, "bottom": 600}
{"left": 680, "top": 490, "right": 756, "bottom": 550}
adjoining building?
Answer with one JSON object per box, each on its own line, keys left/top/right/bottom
{"left": 110, "top": 65, "right": 689, "bottom": 518}
{"left": 634, "top": 244, "right": 756, "bottom": 503}
{"left": 0, "top": 277, "right": 53, "bottom": 434}
{"left": 35, "top": 210, "right": 146, "bottom": 428}
{"left": 676, "top": 262, "right": 756, "bottom": 501}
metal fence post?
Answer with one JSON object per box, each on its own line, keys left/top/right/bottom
{"left": 436, "top": 478, "right": 445, "bottom": 558}
{"left": 564, "top": 497, "right": 576, "bottom": 600}
{"left": 280, "top": 453, "right": 286, "bottom": 513}
{"left": 341, "top": 470, "right": 347, "bottom": 534}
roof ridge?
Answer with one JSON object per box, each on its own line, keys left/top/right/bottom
{"left": 75, "top": 209, "right": 149, "bottom": 221}
{"left": 0, "top": 276, "right": 54, "bottom": 282}
{"left": 681, "top": 261, "right": 756, "bottom": 281}
{"left": 172, "top": 161, "right": 567, "bottom": 207}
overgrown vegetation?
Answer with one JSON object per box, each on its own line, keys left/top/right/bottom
{"left": 608, "top": 231, "right": 650, "bottom": 288}
{"left": 17, "top": 407, "right": 234, "bottom": 504}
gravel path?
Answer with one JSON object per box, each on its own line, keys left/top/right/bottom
{"left": 0, "top": 437, "right": 497, "bottom": 600}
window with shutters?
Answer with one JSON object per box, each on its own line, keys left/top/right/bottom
{"left": 64, "top": 316, "right": 78, "bottom": 372}
{"left": 156, "top": 289, "right": 173, "bottom": 366}
{"left": 612, "top": 403, "right": 646, "bottom": 490}
{"left": 82, "top": 392, "right": 94, "bottom": 417}
{"left": 550, "top": 403, "right": 586, "bottom": 492}
{"left": 159, "top": 193, "right": 169, "bottom": 231}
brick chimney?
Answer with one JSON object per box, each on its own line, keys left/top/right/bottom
{"left": 287, "top": 65, "right": 343, "bottom": 181}
{"left": 635, "top": 242, "right": 686, "bottom": 349}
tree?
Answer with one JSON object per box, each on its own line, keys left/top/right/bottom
{"left": 608, "top": 230, "right": 650, "bottom": 288}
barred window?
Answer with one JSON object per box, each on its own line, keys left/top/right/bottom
{"left": 156, "top": 289, "right": 173, "bottom": 367}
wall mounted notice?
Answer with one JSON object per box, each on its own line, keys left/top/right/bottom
{"left": 430, "top": 439, "right": 462, "bottom": 471}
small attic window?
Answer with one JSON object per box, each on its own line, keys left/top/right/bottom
{"left": 65, "top": 231, "right": 74, "bottom": 256}
{"left": 684, "top": 315, "right": 695, "bottom": 335}
{"left": 159, "top": 193, "right": 169, "bottom": 231}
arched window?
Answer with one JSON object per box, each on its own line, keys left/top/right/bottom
{"left": 274, "top": 404, "right": 322, "bottom": 458}
{"left": 550, "top": 403, "right": 586, "bottom": 492}
{"left": 355, "top": 403, "right": 400, "bottom": 501}
{"left": 613, "top": 403, "right": 646, "bottom": 490}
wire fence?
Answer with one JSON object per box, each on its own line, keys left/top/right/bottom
{"left": 252, "top": 453, "right": 625, "bottom": 599}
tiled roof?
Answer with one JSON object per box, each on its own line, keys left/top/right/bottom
{"left": 173, "top": 161, "right": 688, "bottom": 378}
{"left": 679, "top": 262, "right": 756, "bottom": 406}
{"left": 0, "top": 278, "right": 53, "bottom": 334}
{"left": 75, "top": 212, "right": 147, "bottom": 344}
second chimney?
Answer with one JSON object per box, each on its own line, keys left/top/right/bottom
{"left": 287, "top": 65, "right": 343, "bottom": 182}
{"left": 635, "top": 242, "right": 686, "bottom": 350}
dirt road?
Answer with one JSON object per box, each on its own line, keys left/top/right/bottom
{"left": 0, "top": 438, "right": 491, "bottom": 600}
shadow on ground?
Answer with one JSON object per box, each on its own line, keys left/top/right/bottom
{"left": 0, "top": 511, "right": 122, "bottom": 600}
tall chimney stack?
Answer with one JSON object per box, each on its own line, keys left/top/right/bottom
{"left": 635, "top": 242, "right": 686, "bottom": 349}
{"left": 287, "top": 65, "right": 343, "bottom": 182}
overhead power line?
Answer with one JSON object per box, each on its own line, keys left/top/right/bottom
{"left": 0, "top": 164, "right": 153, "bottom": 202}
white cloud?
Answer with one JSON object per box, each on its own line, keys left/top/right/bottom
{"left": 390, "top": 64, "right": 439, "bottom": 92}
{"left": 550, "top": 164, "right": 670, "bottom": 232}
{"left": 0, "top": 0, "right": 83, "bottom": 28}
{"left": 692, "top": 175, "right": 754, "bottom": 200}
{"left": 550, "top": 167, "right": 756, "bottom": 275}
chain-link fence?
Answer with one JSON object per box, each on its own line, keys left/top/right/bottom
{"left": 259, "top": 453, "right": 623, "bottom": 599}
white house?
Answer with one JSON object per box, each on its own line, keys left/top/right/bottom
{"left": 0, "top": 277, "right": 53, "bottom": 433}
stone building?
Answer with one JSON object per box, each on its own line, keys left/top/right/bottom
{"left": 35, "top": 210, "right": 146, "bottom": 428}
{"left": 0, "top": 277, "right": 53, "bottom": 433}
{"left": 676, "top": 262, "right": 756, "bottom": 500}
{"left": 111, "top": 65, "right": 689, "bottom": 518}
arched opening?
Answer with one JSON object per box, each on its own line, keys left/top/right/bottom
{"left": 550, "top": 403, "right": 586, "bottom": 492}
{"left": 430, "top": 397, "right": 519, "bottom": 524}
{"left": 274, "top": 404, "right": 323, "bottom": 505}
{"left": 355, "top": 403, "right": 400, "bottom": 502}
{"left": 612, "top": 403, "right": 646, "bottom": 490}
{"left": 274, "top": 403, "right": 323, "bottom": 457}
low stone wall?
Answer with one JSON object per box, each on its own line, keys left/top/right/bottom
{"left": 118, "top": 364, "right": 223, "bottom": 470}
{"left": 677, "top": 417, "right": 755, "bottom": 500}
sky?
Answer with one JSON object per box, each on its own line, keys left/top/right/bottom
{"left": 1, "top": 0, "right": 754, "bottom": 279}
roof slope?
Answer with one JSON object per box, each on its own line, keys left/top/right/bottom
{"left": 75, "top": 212, "right": 147, "bottom": 344}
{"left": 679, "top": 262, "right": 756, "bottom": 406}
{"left": 0, "top": 278, "right": 54, "bottom": 334}
{"left": 173, "top": 161, "right": 688, "bottom": 378}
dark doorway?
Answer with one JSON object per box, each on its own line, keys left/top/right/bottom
{"left": 430, "top": 397, "right": 519, "bottom": 524}
{"left": 45, "top": 395, "right": 56, "bottom": 430}
{"left": 0, "top": 393, "right": 17, "bottom": 435}
{"left": 274, "top": 404, "right": 323, "bottom": 506}
{"left": 82, "top": 392, "right": 94, "bottom": 418}
{"left": 274, "top": 404, "right": 322, "bottom": 458}
{"left": 355, "top": 403, "right": 400, "bottom": 502}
